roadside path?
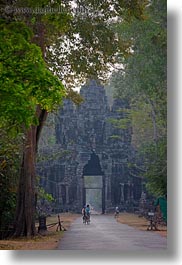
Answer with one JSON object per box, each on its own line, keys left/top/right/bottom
{"left": 58, "top": 214, "right": 167, "bottom": 251}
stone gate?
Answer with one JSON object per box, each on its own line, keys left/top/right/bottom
{"left": 37, "top": 79, "right": 144, "bottom": 213}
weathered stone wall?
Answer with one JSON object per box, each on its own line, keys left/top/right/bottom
{"left": 37, "top": 79, "right": 142, "bottom": 213}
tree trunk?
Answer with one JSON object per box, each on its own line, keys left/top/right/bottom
{"left": 13, "top": 126, "right": 36, "bottom": 237}
{"left": 13, "top": 16, "right": 48, "bottom": 237}
{"left": 145, "top": 97, "right": 158, "bottom": 144}
{"left": 13, "top": 107, "right": 48, "bottom": 237}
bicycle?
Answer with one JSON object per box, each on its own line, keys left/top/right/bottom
{"left": 83, "top": 214, "right": 90, "bottom": 224}
{"left": 114, "top": 211, "right": 119, "bottom": 218}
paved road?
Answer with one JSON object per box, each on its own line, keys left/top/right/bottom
{"left": 58, "top": 215, "right": 167, "bottom": 251}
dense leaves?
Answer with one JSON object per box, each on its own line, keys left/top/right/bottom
{"left": 0, "top": 20, "right": 65, "bottom": 130}
{"left": 108, "top": 0, "right": 167, "bottom": 196}
{"left": 143, "top": 139, "right": 167, "bottom": 197}
{"left": 0, "top": 130, "right": 22, "bottom": 234}
{"left": 46, "top": 0, "right": 149, "bottom": 88}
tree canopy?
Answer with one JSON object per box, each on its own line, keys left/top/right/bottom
{"left": 108, "top": 0, "right": 167, "bottom": 197}
{"left": 0, "top": 20, "right": 65, "bottom": 131}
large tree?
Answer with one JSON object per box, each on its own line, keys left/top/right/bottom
{"left": 0, "top": 20, "right": 65, "bottom": 236}
{"left": 0, "top": 0, "right": 148, "bottom": 236}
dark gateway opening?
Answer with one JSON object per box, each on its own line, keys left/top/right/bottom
{"left": 83, "top": 151, "right": 105, "bottom": 214}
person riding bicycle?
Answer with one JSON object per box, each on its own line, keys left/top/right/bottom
{"left": 115, "top": 206, "right": 119, "bottom": 217}
{"left": 82, "top": 206, "right": 86, "bottom": 223}
{"left": 85, "top": 204, "right": 91, "bottom": 221}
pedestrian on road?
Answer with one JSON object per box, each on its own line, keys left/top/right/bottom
{"left": 115, "top": 206, "right": 119, "bottom": 218}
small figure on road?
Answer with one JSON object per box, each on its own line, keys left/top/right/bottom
{"left": 85, "top": 204, "right": 91, "bottom": 224}
{"left": 115, "top": 206, "right": 119, "bottom": 218}
{"left": 85, "top": 204, "right": 90, "bottom": 216}
{"left": 82, "top": 206, "right": 86, "bottom": 223}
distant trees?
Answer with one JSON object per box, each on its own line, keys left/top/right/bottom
{"left": 109, "top": 0, "right": 167, "bottom": 197}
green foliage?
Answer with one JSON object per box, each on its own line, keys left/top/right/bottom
{"left": 0, "top": 19, "right": 66, "bottom": 233}
{"left": 37, "top": 148, "right": 70, "bottom": 163}
{"left": 36, "top": 186, "right": 55, "bottom": 217}
{"left": 108, "top": 108, "right": 131, "bottom": 130}
{"left": 113, "top": 0, "right": 167, "bottom": 121}
{"left": 143, "top": 139, "right": 167, "bottom": 197}
{"left": 46, "top": 0, "right": 149, "bottom": 88}
{"left": 1, "top": 0, "right": 149, "bottom": 93}
{"left": 108, "top": 0, "right": 167, "bottom": 197}
{"left": 0, "top": 20, "right": 65, "bottom": 130}
{"left": 0, "top": 191, "right": 17, "bottom": 231}
{"left": 0, "top": 130, "right": 22, "bottom": 231}
{"left": 38, "top": 187, "right": 54, "bottom": 202}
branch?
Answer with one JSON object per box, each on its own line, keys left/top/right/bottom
{"left": 35, "top": 107, "right": 48, "bottom": 151}
{"left": 107, "top": 62, "right": 126, "bottom": 73}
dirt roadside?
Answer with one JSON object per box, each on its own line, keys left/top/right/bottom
{"left": 0, "top": 212, "right": 167, "bottom": 250}
{"left": 116, "top": 212, "right": 167, "bottom": 238}
{"left": 0, "top": 213, "right": 80, "bottom": 250}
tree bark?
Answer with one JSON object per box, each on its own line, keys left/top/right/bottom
{"left": 145, "top": 97, "right": 158, "bottom": 144}
{"left": 13, "top": 107, "right": 48, "bottom": 237}
{"left": 13, "top": 126, "right": 37, "bottom": 237}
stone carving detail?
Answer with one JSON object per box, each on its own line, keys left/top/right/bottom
{"left": 37, "top": 80, "right": 143, "bottom": 212}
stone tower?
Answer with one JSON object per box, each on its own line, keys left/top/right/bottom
{"left": 37, "top": 80, "right": 142, "bottom": 213}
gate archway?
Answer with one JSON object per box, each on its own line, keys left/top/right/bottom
{"left": 82, "top": 151, "right": 105, "bottom": 214}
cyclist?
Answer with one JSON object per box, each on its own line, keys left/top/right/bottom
{"left": 85, "top": 204, "right": 91, "bottom": 223}
{"left": 82, "top": 206, "right": 86, "bottom": 223}
{"left": 115, "top": 206, "right": 119, "bottom": 218}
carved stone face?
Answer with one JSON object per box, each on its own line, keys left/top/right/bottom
{"left": 37, "top": 80, "right": 142, "bottom": 213}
